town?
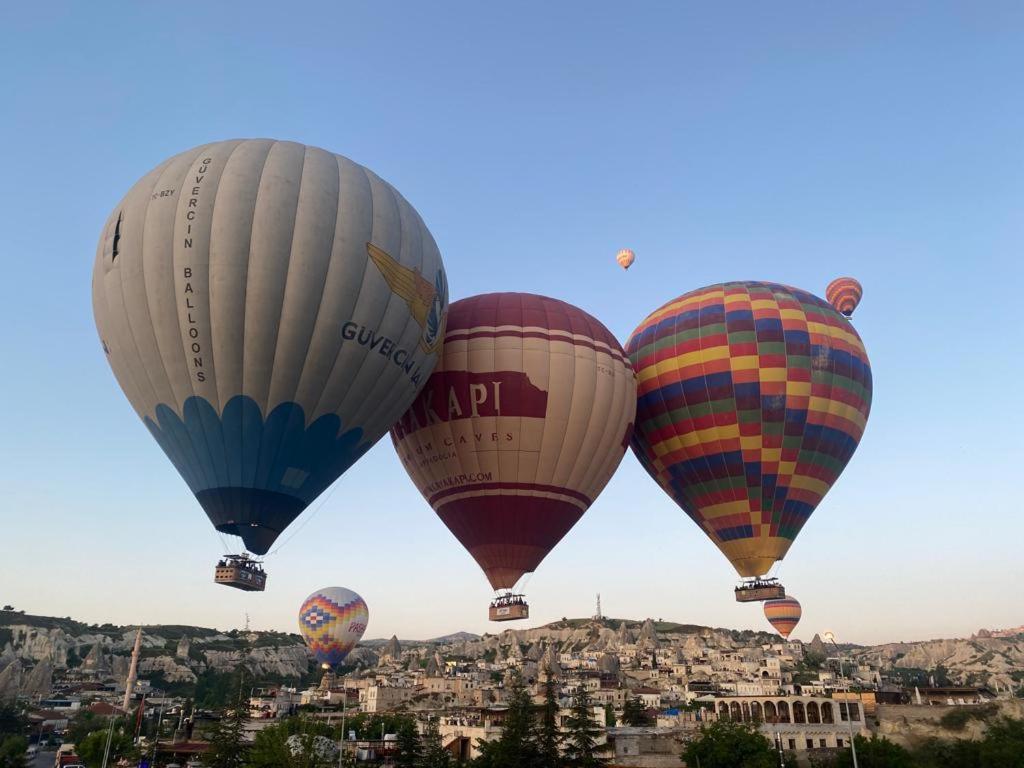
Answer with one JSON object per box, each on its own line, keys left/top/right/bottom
{"left": 2, "top": 606, "right": 1022, "bottom": 767}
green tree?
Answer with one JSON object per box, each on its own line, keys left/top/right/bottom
{"left": 421, "top": 716, "right": 452, "bottom": 768}
{"left": 77, "top": 724, "right": 140, "bottom": 768}
{"left": 207, "top": 703, "right": 248, "bottom": 768}
{"left": 246, "top": 717, "right": 340, "bottom": 768}
{"left": 621, "top": 697, "right": 652, "bottom": 727}
{"left": 562, "top": 686, "right": 603, "bottom": 768}
{"left": 472, "top": 670, "right": 539, "bottom": 768}
{"left": 681, "top": 720, "right": 779, "bottom": 768}
{"left": 834, "top": 735, "right": 912, "bottom": 768}
{"left": 0, "top": 705, "right": 26, "bottom": 738}
{"left": 537, "top": 677, "right": 562, "bottom": 768}
{"left": 911, "top": 736, "right": 982, "bottom": 768}
{"left": 0, "top": 736, "right": 28, "bottom": 768}
{"left": 977, "top": 716, "right": 1024, "bottom": 767}
{"left": 394, "top": 718, "right": 422, "bottom": 768}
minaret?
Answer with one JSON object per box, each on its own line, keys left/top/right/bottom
{"left": 122, "top": 628, "right": 142, "bottom": 711}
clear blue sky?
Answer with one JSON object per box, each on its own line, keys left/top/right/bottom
{"left": 1, "top": 2, "right": 1021, "bottom": 645}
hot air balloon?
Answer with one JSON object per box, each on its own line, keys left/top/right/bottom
{"left": 626, "top": 281, "right": 871, "bottom": 601}
{"left": 92, "top": 140, "right": 448, "bottom": 588}
{"left": 298, "top": 587, "right": 369, "bottom": 668}
{"left": 616, "top": 249, "right": 636, "bottom": 270}
{"left": 764, "top": 596, "right": 802, "bottom": 639}
{"left": 825, "top": 277, "right": 863, "bottom": 317}
{"left": 390, "top": 293, "right": 637, "bottom": 621}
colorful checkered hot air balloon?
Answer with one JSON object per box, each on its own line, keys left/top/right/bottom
{"left": 764, "top": 596, "right": 802, "bottom": 639}
{"left": 825, "top": 277, "right": 863, "bottom": 317}
{"left": 391, "top": 293, "right": 637, "bottom": 620}
{"left": 298, "top": 587, "right": 369, "bottom": 667}
{"left": 616, "top": 248, "right": 636, "bottom": 270}
{"left": 626, "top": 281, "right": 872, "bottom": 593}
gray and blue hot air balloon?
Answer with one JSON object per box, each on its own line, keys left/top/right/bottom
{"left": 92, "top": 139, "right": 448, "bottom": 585}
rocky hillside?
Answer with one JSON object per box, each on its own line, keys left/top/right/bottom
{"left": 2, "top": 608, "right": 1020, "bottom": 698}
{"left": 0, "top": 609, "right": 316, "bottom": 697}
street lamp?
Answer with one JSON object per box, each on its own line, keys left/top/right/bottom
{"left": 823, "top": 631, "right": 858, "bottom": 768}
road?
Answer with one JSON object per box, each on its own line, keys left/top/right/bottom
{"left": 31, "top": 750, "right": 55, "bottom": 768}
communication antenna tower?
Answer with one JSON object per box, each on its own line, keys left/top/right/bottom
{"left": 594, "top": 593, "right": 602, "bottom": 620}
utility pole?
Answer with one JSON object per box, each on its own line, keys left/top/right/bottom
{"left": 824, "top": 631, "right": 858, "bottom": 768}
{"left": 100, "top": 715, "right": 116, "bottom": 768}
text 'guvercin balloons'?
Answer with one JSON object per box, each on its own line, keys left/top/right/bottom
{"left": 92, "top": 139, "right": 447, "bottom": 556}
{"left": 626, "top": 281, "right": 871, "bottom": 581}
{"left": 390, "top": 293, "right": 637, "bottom": 605}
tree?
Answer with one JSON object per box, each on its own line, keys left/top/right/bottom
{"left": 472, "top": 670, "right": 539, "bottom": 768}
{"left": 0, "top": 736, "right": 27, "bottom": 768}
{"left": 681, "top": 720, "right": 780, "bottom": 768}
{"left": 834, "top": 735, "right": 912, "bottom": 768}
{"left": 207, "top": 702, "right": 248, "bottom": 768}
{"left": 245, "top": 717, "right": 339, "bottom": 768}
{"left": 621, "top": 697, "right": 653, "bottom": 727}
{"left": 77, "top": 724, "right": 140, "bottom": 768}
{"left": 977, "top": 716, "right": 1024, "bottom": 767}
{"left": 562, "top": 686, "right": 603, "bottom": 768}
{"left": 537, "top": 677, "right": 562, "bottom": 768}
{"left": 394, "top": 718, "right": 422, "bottom": 768}
{"left": 421, "top": 716, "right": 452, "bottom": 768}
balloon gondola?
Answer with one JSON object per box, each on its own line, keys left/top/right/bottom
{"left": 93, "top": 139, "right": 447, "bottom": 569}
{"left": 489, "top": 593, "right": 529, "bottom": 622}
{"left": 734, "top": 577, "right": 785, "bottom": 603}
{"left": 627, "top": 281, "right": 872, "bottom": 599}
{"left": 213, "top": 553, "right": 267, "bottom": 592}
{"left": 390, "top": 293, "right": 637, "bottom": 621}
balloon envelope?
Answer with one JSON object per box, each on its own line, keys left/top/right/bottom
{"left": 626, "top": 281, "right": 871, "bottom": 578}
{"left": 764, "top": 597, "right": 802, "bottom": 639}
{"left": 825, "top": 277, "right": 863, "bottom": 317}
{"left": 93, "top": 139, "right": 447, "bottom": 554}
{"left": 616, "top": 249, "right": 636, "bottom": 270}
{"left": 298, "top": 587, "right": 369, "bottom": 666}
{"left": 391, "top": 293, "right": 637, "bottom": 589}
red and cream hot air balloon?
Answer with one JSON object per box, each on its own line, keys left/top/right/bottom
{"left": 391, "top": 293, "right": 637, "bottom": 621}
{"left": 825, "top": 277, "right": 863, "bottom": 317}
{"left": 616, "top": 249, "right": 636, "bottom": 270}
{"left": 763, "top": 596, "right": 802, "bottom": 639}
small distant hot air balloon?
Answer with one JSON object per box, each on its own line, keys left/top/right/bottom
{"left": 616, "top": 248, "right": 636, "bottom": 270}
{"left": 764, "top": 597, "right": 802, "bottom": 639}
{"left": 825, "top": 277, "right": 863, "bottom": 317}
{"left": 298, "top": 587, "right": 369, "bottom": 668}
{"left": 390, "top": 293, "right": 637, "bottom": 621}
{"left": 627, "top": 281, "right": 872, "bottom": 602}
{"left": 92, "top": 140, "right": 448, "bottom": 587}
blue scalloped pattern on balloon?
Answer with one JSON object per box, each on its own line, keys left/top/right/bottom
{"left": 143, "top": 395, "right": 371, "bottom": 504}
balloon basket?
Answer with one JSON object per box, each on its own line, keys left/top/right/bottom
{"left": 214, "top": 554, "right": 267, "bottom": 592}
{"left": 734, "top": 579, "right": 785, "bottom": 603}
{"left": 489, "top": 595, "right": 529, "bottom": 622}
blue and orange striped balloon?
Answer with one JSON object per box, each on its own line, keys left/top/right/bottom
{"left": 764, "top": 597, "right": 802, "bottom": 639}
{"left": 298, "top": 587, "right": 369, "bottom": 667}
{"left": 626, "top": 281, "right": 872, "bottom": 578}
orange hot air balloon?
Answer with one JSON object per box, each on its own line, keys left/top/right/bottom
{"left": 764, "top": 597, "right": 802, "bottom": 639}
{"left": 825, "top": 277, "right": 863, "bottom": 316}
{"left": 616, "top": 249, "right": 636, "bottom": 270}
{"left": 391, "top": 293, "right": 637, "bottom": 620}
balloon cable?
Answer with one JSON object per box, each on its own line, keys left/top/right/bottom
{"left": 266, "top": 481, "right": 342, "bottom": 557}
